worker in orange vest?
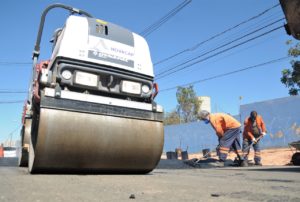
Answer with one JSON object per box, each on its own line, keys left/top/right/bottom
{"left": 0, "top": 144, "right": 4, "bottom": 158}
{"left": 198, "top": 110, "right": 246, "bottom": 167}
{"left": 242, "top": 111, "right": 267, "bottom": 166}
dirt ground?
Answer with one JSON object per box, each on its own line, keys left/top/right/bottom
{"left": 162, "top": 147, "right": 295, "bottom": 166}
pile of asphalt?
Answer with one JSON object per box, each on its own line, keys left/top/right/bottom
{"left": 156, "top": 159, "right": 194, "bottom": 169}
{"left": 156, "top": 158, "right": 238, "bottom": 169}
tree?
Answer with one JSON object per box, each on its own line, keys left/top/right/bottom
{"left": 163, "top": 110, "right": 180, "bottom": 125}
{"left": 176, "top": 85, "right": 200, "bottom": 123}
{"left": 281, "top": 40, "right": 300, "bottom": 95}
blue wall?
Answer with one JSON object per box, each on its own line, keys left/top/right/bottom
{"left": 164, "top": 96, "right": 300, "bottom": 153}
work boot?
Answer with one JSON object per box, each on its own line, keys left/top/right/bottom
{"left": 255, "top": 162, "right": 262, "bottom": 166}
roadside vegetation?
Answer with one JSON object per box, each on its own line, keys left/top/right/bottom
{"left": 164, "top": 85, "right": 201, "bottom": 125}
{"left": 281, "top": 40, "right": 300, "bottom": 95}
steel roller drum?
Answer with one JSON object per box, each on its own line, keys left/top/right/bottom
{"left": 29, "top": 108, "right": 164, "bottom": 173}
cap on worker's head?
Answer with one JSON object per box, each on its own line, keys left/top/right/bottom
{"left": 250, "top": 111, "right": 257, "bottom": 119}
{"left": 198, "top": 110, "right": 210, "bottom": 120}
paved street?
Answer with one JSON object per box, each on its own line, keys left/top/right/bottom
{"left": 0, "top": 158, "right": 300, "bottom": 202}
{"left": 0, "top": 157, "right": 18, "bottom": 167}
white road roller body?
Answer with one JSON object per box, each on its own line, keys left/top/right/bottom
{"left": 19, "top": 4, "right": 164, "bottom": 173}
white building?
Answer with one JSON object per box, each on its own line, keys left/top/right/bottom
{"left": 2, "top": 139, "right": 18, "bottom": 147}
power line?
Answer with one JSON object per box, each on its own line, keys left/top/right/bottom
{"left": 0, "top": 62, "right": 31, "bottom": 66}
{"left": 152, "top": 13, "right": 284, "bottom": 76}
{"left": 155, "top": 25, "right": 283, "bottom": 80}
{"left": 0, "top": 88, "right": 27, "bottom": 91}
{"left": 140, "top": 0, "right": 191, "bottom": 36}
{"left": 0, "top": 100, "right": 24, "bottom": 104}
{"left": 154, "top": 3, "right": 280, "bottom": 66}
{"left": 175, "top": 32, "right": 283, "bottom": 79}
{"left": 211, "top": 13, "right": 283, "bottom": 52}
{"left": 198, "top": 33, "right": 283, "bottom": 69}
{"left": 0, "top": 90, "right": 27, "bottom": 94}
{"left": 156, "top": 18, "right": 284, "bottom": 78}
{"left": 7, "top": 125, "right": 22, "bottom": 146}
{"left": 155, "top": 15, "right": 284, "bottom": 75}
{"left": 156, "top": 19, "right": 283, "bottom": 78}
{"left": 160, "top": 57, "right": 289, "bottom": 92}
{"left": 155, "top": 14, "right": 284, "bottom": 75}
{"left": 140, "top": 0, "right": 192, "bottom": 37}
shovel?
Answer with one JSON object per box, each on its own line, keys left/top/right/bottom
{"left": 243, "top": 134, "right": 264, "bottom": 151}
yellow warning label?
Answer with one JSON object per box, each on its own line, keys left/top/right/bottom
{"left": 96, "top": 19, "right": 108, "bottom": 25}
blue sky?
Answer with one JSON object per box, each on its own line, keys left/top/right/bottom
{"left": 0, "top": 0, "right": 294, "bottom": 143}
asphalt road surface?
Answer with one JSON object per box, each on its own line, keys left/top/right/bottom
{"left": 1, "top": 158, "right": 300, "bottom": 202}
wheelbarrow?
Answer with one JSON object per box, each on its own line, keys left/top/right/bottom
{"left": 288, "top": 140, "right": 300, "bottom": 165}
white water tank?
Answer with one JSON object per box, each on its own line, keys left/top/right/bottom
{"left": 198, "top": 96, "right": 211, "bottom": 113}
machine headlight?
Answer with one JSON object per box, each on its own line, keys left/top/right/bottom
{"left": 121, "top": 80, "right": 141, "bottom": 95}
{"left": 61, "top": 70, "right": 72, "bottom": 80}
{"left": 75, "top": 71, "right": 98, "bottom": 87}
{"left": 141, "top": 85, "right": 150, "bottom": 94}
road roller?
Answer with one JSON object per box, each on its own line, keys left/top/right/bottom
{"left": 19, "top": 4, "right": 164, "bottom": 173}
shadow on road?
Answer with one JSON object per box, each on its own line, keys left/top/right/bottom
{"left": 243, "top": 166, "right": 300, "bottom": 173}
{"left": 155, "top": 159, "right": 192, "bottom": 169}
{"left": 156, "top": 159, "right": 300, "bottom": 173}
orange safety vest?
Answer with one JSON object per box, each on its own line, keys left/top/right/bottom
{"left": 0, "top": 146, "right": 4, "bottom": 158}
{"left": 209, "top": 113, "right": 241, "bottom": 137}
{"left": 243, "top": 115, "right": 266, "bottom": 140}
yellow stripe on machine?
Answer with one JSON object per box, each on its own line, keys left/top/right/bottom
{"left": 96, "top": 19, "right": 107, "bottom": 25}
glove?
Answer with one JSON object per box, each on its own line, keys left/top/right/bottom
{"left": 252, "top": 138, "right": 257, "bottom": 144}
{"left": 262, "top": 132, "right": 267, "bottom": 136}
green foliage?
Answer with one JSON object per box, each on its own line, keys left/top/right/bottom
{"left": 288, "top": 43, "right": 300, "bottom": 57}
{"left": 163, "top": 85, "right": 201, "bottom": 125}
{"left": 176, "top": 85, "right": 200, "bottom": 123}
{"left": 163, "top": 110, "right": 180, "bottom": 125}
{"left": 281, "top": 41, "right": 300, "bottom": 95}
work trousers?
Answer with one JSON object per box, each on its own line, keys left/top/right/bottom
{"left": 218, "top": 127, "right": 243, "bottom": 162}
{"left": 242, "top": 139, "right": 261, "bottom": 164}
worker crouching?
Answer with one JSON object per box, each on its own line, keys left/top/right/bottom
{"left": 198, "top": 110, "right": 247, "bottom": 167}
{"left": 242, "top": 111, "right": 267, "bottom": 166}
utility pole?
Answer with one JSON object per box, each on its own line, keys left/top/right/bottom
{"left": 10, "top": 132, "right": 13, "bottom": 147}
{"left": 8, "top": 122, "right": 19, "bottom": 147}
{"left": 239, "top": 96, "right": 243, "bottom": 123}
